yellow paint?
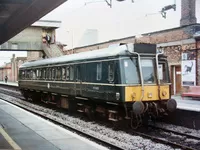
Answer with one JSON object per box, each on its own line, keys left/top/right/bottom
{"left": 0, "top": 127, "right": 21, "bottom": 150}
{"left": 125, "top": 85, "right": 170, "bottom": 102}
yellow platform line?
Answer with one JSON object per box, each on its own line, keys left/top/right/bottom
{"left": 0, "top": 127, "right": 21, "bottom": 150}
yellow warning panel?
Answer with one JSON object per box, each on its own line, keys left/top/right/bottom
{"left": 0, "top": 127, "right": 21, "bottom": 150}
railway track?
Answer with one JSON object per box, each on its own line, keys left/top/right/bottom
{"left": 0, "top": 84, "right": 200, "bottom": 150}
{"left": 132, "top": 125, "right": 200, "bottom": 150}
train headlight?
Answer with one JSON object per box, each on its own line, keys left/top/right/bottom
{"left": 147, "top": 92, "right": 152, "bottom": 98}
{"left": 162, "top": 91, "right": 167, "bottom": 97}
{"left": 116, "top": 92, "right": 120, "bottom": 100}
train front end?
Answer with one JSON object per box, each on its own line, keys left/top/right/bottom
{"left": 121, "top": 43, "right": 177, "bottom": 125}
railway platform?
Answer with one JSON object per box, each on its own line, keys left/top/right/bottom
{"left": 0, "top": 99, "right": 107, "bottom": 150}
{"left": 172, "top": 95, "right": 200, "bottom": 112}
{"left": 0, "top": 81, "right": 18, "bottom": 87}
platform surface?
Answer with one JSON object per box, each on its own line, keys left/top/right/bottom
{"left": 0, "top": 99, "right": 107, "bottom": 150}
{"left": 172, "top": 95, "right": 200, "bottom": 112}
{"left": 0, "top": 81, "right": 18, "bottom": 87}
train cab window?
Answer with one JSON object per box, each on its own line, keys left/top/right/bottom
{"left": 96, "top": 62, "right": 102, "bottom": 81}
{"left": 52, "top": 68, "right": 55, "bottom": 80}
{"left": 158, "top": 61, "right": 170, "bottom": 83}
{"left": 108, "top": 62, "right": 114, "bottom": 82}
{"left": 70, "top": 66, "right": 74, "bottom": 80}
{"left": 62, "top": 67, "right": 66, "bottom": 80}
{"left": 123, "top": 58, "right": 140, "bottom": 84}
{"left": 141, "top": 59, "right": 156, "bottom": 84}
{"left": 66, "top": 66, "right": 70, "bottom": 80}
{"left": 56, "top": 67, "right": 61, "bottom": 80}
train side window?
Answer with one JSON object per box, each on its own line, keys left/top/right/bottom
{"left": 62, "top": 67, "right": 66, "bottom": 80}
{"left": 66, "top": 66, "right": 70, "bottom": 80}
{"left": 42, "top": 69, "right": 46, "bottom": 80}
{"left": 76, "top": 66, "right": 81, "bottom": 81}
{"left": 56, "top": 67, "right": 61, "bottom": 80}
{"left": 96, "top": 62, "right": 102, "bottom": 81}
{"left": 32, "top": 70, "right": 36, "bottom": 80}
{"left": 36, "top": 69, "right": 39, "bottom": 79}
{"left": 46, "top": 68, "right": 49, "bottom": 79}
{"left": 39, "top": 69, "right": 42, "bottom": 79}
{"left": 52, "top": 68, "right": 55, "bottom": 80}
{"left": 108, "top": 62, "right": 115, "bottom": 82}
{"left": 48, "top": 68, "right": 52, "bottom": 80}
{"left": 70, "top": 66, "right": 74, "bottom": 80}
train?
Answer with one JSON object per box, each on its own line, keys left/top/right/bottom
{"left": 18, "top": 43, "right": 177, "bottom": 128}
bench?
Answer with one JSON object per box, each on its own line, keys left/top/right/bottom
{"left": 181, "top": 86, "right": 200, "bottom": 99}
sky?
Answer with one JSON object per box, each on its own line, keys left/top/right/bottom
{"left": 0, "top": 0, "right": 200, "bottom": 66}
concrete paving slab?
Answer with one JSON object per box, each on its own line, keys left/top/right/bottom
{"left": 50, "top": 138, "right": 99, "bottom": 150}
{"left": 36, "top": 129, "right": 73, "bottom": 140}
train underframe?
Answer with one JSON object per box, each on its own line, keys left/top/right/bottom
{"left": 21, "top": 89, "right": 177, "bottom": 129}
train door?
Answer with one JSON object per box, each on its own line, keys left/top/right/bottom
{"left": 75, "top": 64, "right": 82, "bottom": 96}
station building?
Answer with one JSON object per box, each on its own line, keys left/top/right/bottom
{"left": 0, "top": 20, "right": 64, "bottom": 82}
{"left": 64, "top": 0, "right": 200, "bottom": 95}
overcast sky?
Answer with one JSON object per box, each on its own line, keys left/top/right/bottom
{"left": 0, "top": 0, "right": 200, "bottom": 66}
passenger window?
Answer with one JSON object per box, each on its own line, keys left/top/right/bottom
{"left": 42, "top": 69, "right": 46, "bottom": 80}
{"left": 62, "top": 67, "right": 66, "bottom": 80}
{"left": 70, "top": 66, "right": 74, "bottom": 80}
{"left": 49, "top": 68, "right": 52, "bottom": 80}
{"left": 36, "top": 69, "right": 39, "bottom": 79}
{"left": 96, "top": 62, "right": 102, "bottom": 81}
{"left": 76, "top": 66, "right": 81, "bottom": 81}
{"left": 108, "top": 62, "right": 115, "bottom": 82}
{"left": 52, "top": 68, "right": 55, "bottom": 80}
{"left": 56, "top": 67, "right": 61, "bottom": 80}
{"left": 39, "top": 69, "right": 42, "bottom": 79}
{"left": 32, "top": 70, "right": 36, "bottom": 80}
{"left": 66, "top": 66, "right": 70, "bottom": 80}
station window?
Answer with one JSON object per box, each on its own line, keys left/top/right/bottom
{"left": 62, "top": 67, "right": 66, "bottom": 80}
{"left": 70, "top": 66, "right": 74, "bottom": 80}
{"left": 66, "top": 66, "right": 70, "bottom": 80}
{"left": 96, "top": 62, "right": 102, "bottom": 81}
{"left": 108, "top": 62, "right": 115, "bottom": 82}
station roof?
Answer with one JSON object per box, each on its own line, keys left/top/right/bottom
{"left": 0, "top": 0, "right": 67, "bottom": 45}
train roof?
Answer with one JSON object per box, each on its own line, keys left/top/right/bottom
{"left": 19, "top": 43, "right": 157, "bottom": 69}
